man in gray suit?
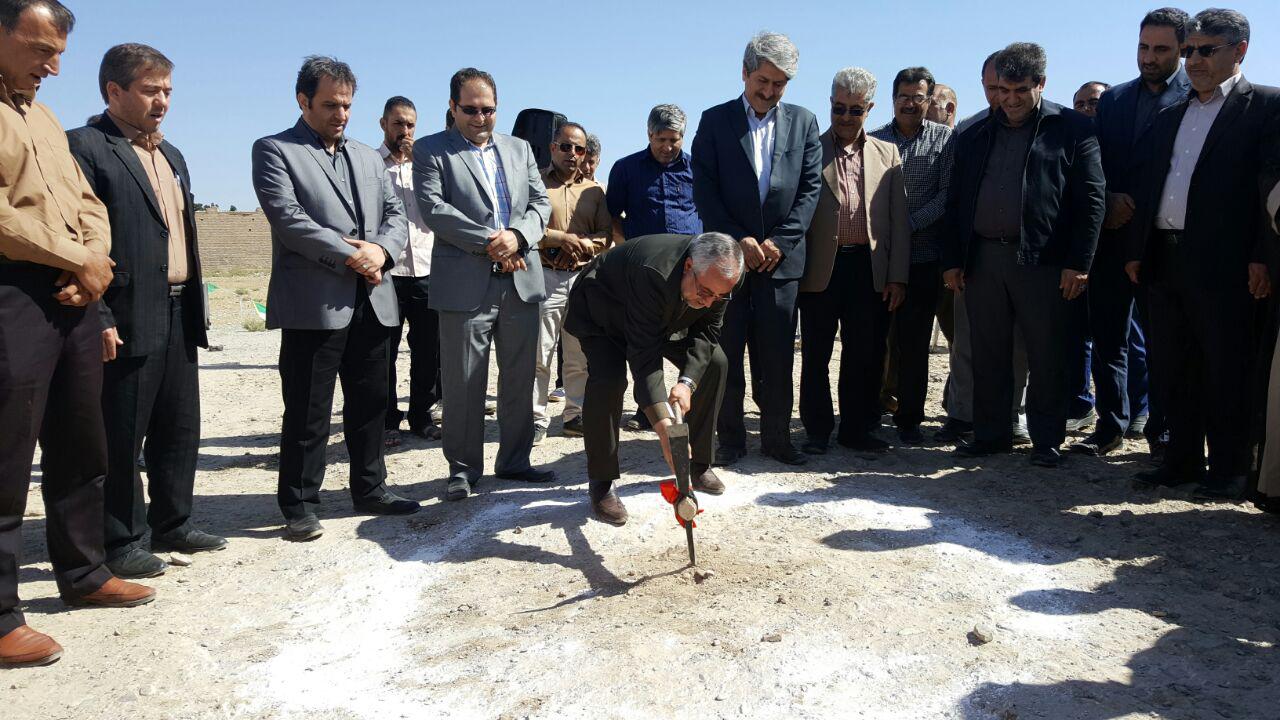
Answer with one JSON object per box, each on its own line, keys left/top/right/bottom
{"left": 252, "top": 56, "right": 417, "bottom": 541}
{"left": 413, "top": 68, "right": 555, "bottom": 501}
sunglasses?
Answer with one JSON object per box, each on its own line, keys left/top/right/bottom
{"left": 555, "top": 142, "right": 586, "bottom": 156}
{"left": 458, "top": 105, "right": 497, "bottom": 117}
{"left": 1181, "top": 42, "right": 1238, "bottom": 58}
{"left": 830, "top": 104, "right": 867, "bottom": 117}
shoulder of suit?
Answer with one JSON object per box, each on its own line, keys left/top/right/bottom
{"left": 1102, "top": 77, "right": 1141, "bottom": 102}
{"left": 781, "top": 102, "right": 817, "bottom": 123}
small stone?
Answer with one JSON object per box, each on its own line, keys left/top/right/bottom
{"left": 693, "top": 569, "right": 716, "bottom": 584}
{"left": 168, "top": 552, "right": 193, "bottom": 567}
{"left": 1152, "top": 610, "right": 1168, "bottom": 618}
{"left": 1088, "top": 510, "right": 1105, "bottom": 519}
{"left": 761, "top": 633, "right": 782, "bottom": 643}
{"left": 113, "top": 630, "right": 121, "bottom": 637}
{"left": 710, "top": 639, "right": 720, "bottom": 646}
{"left": 715, "top": 695, "right": 725, "bottom": 701}
{"left": 969, "top": 625, "right": 995, "bottom": 645}
{"left": 823, "top": 598, "right": 832, "bottom": 607}
{"left": 776, "top": 596, "right": 786, "bottom": 604}
{"left": 208, "top": 345, "right": 224, "bottom": 352}
{"left": 513, "top": 527, "right": 523, "bottom": 534}
{"left": 138, "top": 685, "right": 157, "bottom": 697}
{"left": 556, "top": 591, "right": 567, "bottom": 598}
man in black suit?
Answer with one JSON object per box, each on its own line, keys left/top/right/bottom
{"left": 1126, "top": 8, "right": 1279, "bottom": 499}
{"left": 67, "top": 44, "right": 226, "bottom": 579}
{"left": 940, "top": 42, "right": 1106, "bottom": 468}
{"left": 564, "top": 233, "right": 742, "bottom": 525}
{"left": 692, "top": 31, "right": 822, "bottom": 467}
{"left": 1070, "top": 8, "right": 1191, "bottom": 459}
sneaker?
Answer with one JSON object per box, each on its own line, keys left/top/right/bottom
{"left": 1065, "top": 408, "right": 1098, "bottom": 433}
{"left": 549, "top": 387, "right": 566, "bottom": 403}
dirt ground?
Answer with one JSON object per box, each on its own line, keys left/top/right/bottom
{"left": 8, "top": 274, "right": 1280, "bottom": 720}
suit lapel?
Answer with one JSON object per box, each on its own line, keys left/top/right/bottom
{"left": 769, "top": 103, "right": 791, "bottom": 197}
{"left": 1197, "top": 78, "right": 1251, "bottom": 163}
{"left": 863, "top": 139, "right": 885, "bottom": 243}
{"left": 820, "top": 131, "right": 838, "bottom": 198}
{"left": 291, "top": 122, "right": 357, "bottom": 222}
{"left": 448, "top": 129, "right": 496, "bottom": 211}
{"left": 107, "top": 136, "right": 164, "bottom": 223}
{"left": 730, "top": 99, "right": 755, "bottom": 175}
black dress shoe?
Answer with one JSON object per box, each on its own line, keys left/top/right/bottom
{"left": 562, "top": 417, "right": 584, "bottom": 437}
{"left": 801, "top": 438, "right": 829, "bottom": 455}
{"left": 354, "top": 491, "right": 420, "bottom": 515}
{"left": 1254, "top": 496, "right": 1280, "bottom": 515}
{"left": 1069, "top": 433, "right": 1122, "bottom": 457}
{"left": 445, "top": 477, "right": 472, "bottom": 501}
{"left": 1028, "top": 447, "right": 1063, "bottom": 468}
{"left": 1192, "top": 475, "right": 1247, "bottom": 502}
{"left": 762, "top": 443, "right": 808, "bottom": 466}
{"left": 1148, "top": 438, "right": 1169, "bottom": 465}
{"left": 933, "top": 419, "right": 973, "bottom": 443}
{"left": 713, "top": 446, "right": 746, "bottom": 466}
{"left": 105, "top": 548, "right": 167, "bottom": 579}
{"left": 285, "top": 515, "right": 324, "bottom": 541}
{"left": 838, "top": 434, "right": 889, "bottom": 452}
{"left": 624, "top": 411, "right": 652, "bottom": 431}
{"left": 1133, "top": 466, "right": 1204, "bottom": 488}
{"left": 409, "top": 422, "right": 442, "bottom": 441}
{"left": 496, "top": 467, "right": 556, "bottom": 483}
{"left": 897, "top": 425, "right": 925, "bottom": 445}
{"left": 954, "top": 440, "right": 1012, "bottom": 458}
{"left": 151, "top": 526, "right": 228, "bottom": 553}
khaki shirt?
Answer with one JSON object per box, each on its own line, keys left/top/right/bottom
{"left": 106, "top": 111, "right": 190, "bottom": 282}
{"left": 0, "top": 76, "right": 111, "bottom": 270}
{"left": 539, "top": 166, "right": 610, "bottom": 271}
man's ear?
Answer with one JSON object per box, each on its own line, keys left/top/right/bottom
{"left": 296, "top": 92, "right": 309, "bottom": 113}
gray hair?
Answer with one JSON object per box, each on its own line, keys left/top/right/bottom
{"left": 743, "top": 31, "right": 799, "bottom": 80}
{"left": 585, "top": 133, "right": 601, "bottom": 158}
{"left": 689, "top": 232, "right": 744, "bottom": 279}
{"left": 831, "top": 67, "right": 877, "bottom": 100}
{"left": 647, "top": 104, "right": 686, "bottom": 135}
{"left": 1191, "top": 8, "right": 1249, "bottom": 45}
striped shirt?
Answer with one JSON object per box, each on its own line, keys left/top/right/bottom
{"left": 469, "top": 138, "right": 511, "bottom": 230}
{"left": 870, "top": 118, "right": 954, "bottom": 263}
{"left": 834, "top": 134, "right": 870, "bottom": 246}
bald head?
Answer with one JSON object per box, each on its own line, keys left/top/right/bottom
{"left": 927, "top": 83, "right": 957, "bottom": 127}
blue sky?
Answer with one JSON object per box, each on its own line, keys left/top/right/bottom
{"left": 36, "top": 0, "right": 1280, "bottom": 210}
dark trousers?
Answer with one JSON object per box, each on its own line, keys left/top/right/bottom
{"left": 1089, "top": 243, "right": 1161, "bottom": 440}
{"left": 277, "top": 286, "right": 390, "bottom": 521}
{"left": 387, "top": 274, "right": 440, "bottom": 431}
{"left": 0, "top": 269, "right": 113, "bottom": 637}
{"left": 716, "top": 272, "right": 799, "bottom": 448}
{"left": 965, "top": 240, "right": 1072, "bottom": 450}
{"left": 1146, "top": 236, "right": 1253, "bottom": 477}
{"left": 102, "top": 294, "right": 200, "bottom": 559}
{"left": 580, "top": 336, "right": 726, "bottom": 482}
{"left": 892, "top": 261, "right": 941, "bottom": 428}
{"left": 799, "top": 247, "right": 891, "bottom": 443}
{"left": 1065, "top": 294, "right": 1095, "bottom": 419}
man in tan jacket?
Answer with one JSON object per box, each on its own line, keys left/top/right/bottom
{"left": 797, "top": 67, "right": 910, "bottom": 454}
{"left": 0, "top": 0, "right": 155, "bottom": 669}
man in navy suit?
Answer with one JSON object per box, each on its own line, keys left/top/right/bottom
{"left": 1070, "top": 7, "right": 1191, "bottom": 459}
{"left": 692, "top": 31, "right": 822, "bottom": 468}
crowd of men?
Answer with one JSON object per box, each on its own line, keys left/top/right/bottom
{"left": 1, "top": 0, "right": 1278, "bottom": 668}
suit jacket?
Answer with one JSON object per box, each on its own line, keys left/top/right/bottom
{"left": 691, "top": 97, "right": 822, "bottom": 281}
{"left": 941, "top": 100, "right": 1105, "bottom": 274}
{"left": 412, "top": 128, "right": 550, "bottom": 312}
{"left": 1259, "top": 102, "right": 1280, "bottom": 236}
{"left": 1128, "top": 77, "right": 1280, "bottom": 287}
{"left": 799, "top": 131, "right": 911, "bottom": 293}
{"left": 564, "top": 233, "right": 740, "bottom": 414}
{"left": 67, "top": 114, "right": 208, "bottom": 357}
{"left": 251, "top": 119, "right": 406, "bottom": 330}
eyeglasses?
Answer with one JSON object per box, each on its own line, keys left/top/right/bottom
{"left": 895, "top": 93, "right": 929, "bottom": 105}
{"left": 830, "top": 104, "right": 867, "bottom": 117}
{"left": 458, "top": 105, "right": 497, "bottom": 117}
{"left": 692, "top": 270, "right": 732, "bottom": 302}
{"left": 1181, "top": 42, "right": 1238, "bottom": 58}
{"left": 555, "top": 142, "right": 586, "bottom": 156}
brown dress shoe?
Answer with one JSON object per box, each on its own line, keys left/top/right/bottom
{"left": 590, "top": 486, "right": 629, "bottom": 526}
{"left": 64, "top": 576, "right": 156, "bottom": 608}
{"left": 693, "top": 469, "right": 725, "bottom": 495}
{"left": 0, "top": 625, "right": 63, "bottom": 667}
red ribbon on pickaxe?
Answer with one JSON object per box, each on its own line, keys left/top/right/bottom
{"left": 659, "top": 480, "right": 702, "bottom": 528}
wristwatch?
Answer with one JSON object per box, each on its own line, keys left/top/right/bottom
{"left": 677, "top": 376, "right": 697, "bottom": 392}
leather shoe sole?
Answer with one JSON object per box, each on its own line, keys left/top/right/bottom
{"left": 64, "top": 577, "right": 156, "bottom": 608}
{"left": 285, "top": 517, "right": 324, "bottom": 541}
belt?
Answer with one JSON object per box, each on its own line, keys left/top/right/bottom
{"left": 490, "top": 263, "right": 510, "bottom": 277}
{"left": 168, "top": 283, "right": 187, "bottom": 297}
{"left": 837, "top": 243, "right": 869, "bottom": 253}
{"left": 977, "top": 234, "right": 1018, "bottom": 245}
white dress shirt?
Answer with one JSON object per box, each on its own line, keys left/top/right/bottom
{"left": 1155, "top": 73, "right": 1242, "bottom": 230}
{"left": 380, "top": 143, "right": 434, "bottom": 277}
{"left": 742, "top": 94, "right": 778, "bottom": 205}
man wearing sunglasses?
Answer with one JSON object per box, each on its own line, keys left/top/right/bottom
{"left": 692, "top": 31, "right": 822, "bottom": 468}
{"left": 940, "top": 42, "right": 1106, "bottom": 469}
{"left": 1070, "top": 8, "right": 1191, "bottom": 461}
{"left": 532, "top": 121, "right": 610, "bottom": 444}
{"left": 565, "top": 232, "right": 743, "bottom": 525}
{"left": 798, "top": 67, "right": 910, "bottom": 455}
{"left": 1125, "top": 8, "right": 1279, "bottom": 500}
{"left": 413, "top": 68, "right": 555, "bottom": 502}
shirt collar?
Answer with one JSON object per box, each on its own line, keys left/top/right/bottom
{"left": 107, "top": 110, "right": 164, "bottom": 151}
{"left": 0, "top": 74, "right": 33, "bottom": 109}
{"left": 301, "top": 119, "right": 345, "bottom": 153}
{"left": 645, "top": 148, "right": 687, "bottom": 169}
{"left": 541, "top": 164, "right": 581, "bottom": 187}
{"left": 379, "top": 142, "right": 411, "bottom": 165}
{"left": 834, "top": 129, "right": 866, "bottom": 155}
{"left": 742, "top": 94, "right": 778, "bottom": 124}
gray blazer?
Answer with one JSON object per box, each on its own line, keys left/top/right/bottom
{"left": 251, "top": 119, "right": 407, "bottom": 330}
{"left": 412, "top": 128, "right": 550, "bottom": 312}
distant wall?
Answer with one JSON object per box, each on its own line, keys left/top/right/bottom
{"left": 196, "top": 211, "right": 272, "bottom": 273}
